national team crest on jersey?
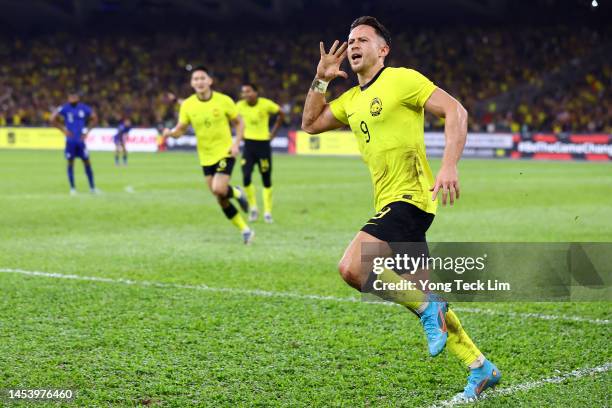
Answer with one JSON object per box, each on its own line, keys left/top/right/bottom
{"left": 370, "top": 97, "right": 382, "bottom": 116}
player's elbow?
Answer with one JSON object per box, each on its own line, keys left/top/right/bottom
{"left": 444, "top": 101, "right": 468, "bottom": 129}
{"left": 444, "top": 100, "right": 467, "bottom": 119}
{"left": 301, "top": 117, "right": 312, "bottom": 133}
{"left": 301, "top": 119, "right": 317, "bottom": 134}
{"left": 301, "top": 125, "right": 314, "bottom": 134}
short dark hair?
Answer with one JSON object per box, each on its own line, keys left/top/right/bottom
{"left": 350, "top": 16, "right": 391, "bottom": 46}
{"left": 190, "top": 65, "right": 210, "bottom": 76}
{"left": 242, "top": 83, "right": 258, "bottom": 92}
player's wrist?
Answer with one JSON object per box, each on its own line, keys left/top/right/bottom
{"left": 440, "top": 161, "right": 458, "bottom": 170}
{"left": 311, "top": 77, "right": 329, "bottom": 94}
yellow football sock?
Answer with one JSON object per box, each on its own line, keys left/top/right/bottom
{"left": 231, "top": 186, "right": 243, "bottom": 199}
{"left": 230, "top": 213, "right": 249, "bottom": 232}
{"left": 372, "top": 268, "right": 426, "bottom": 311}
{"left": 263, "top": 187, "right": 273, "bottom": 214}
{"left": 445, "top": 308, "right": 483, "bottom": 366}
{"left": 244, "top": 184, "right": 257, "bottom": 209}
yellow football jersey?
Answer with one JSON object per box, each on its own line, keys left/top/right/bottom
{"left": 236, "top": 97, "right": 280, "bottom": 141}
{"left": 329, "top": 67, "right": 437, "bottom": 214}
{"left": 178, "top": 91, "right": 238, "bottom": 166}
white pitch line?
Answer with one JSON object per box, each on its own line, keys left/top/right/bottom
{"left": 0, "top": 268, "right": 609, "bottom": 325}
{"left": 429, "top": 362, "right": 612, "bottom": 408}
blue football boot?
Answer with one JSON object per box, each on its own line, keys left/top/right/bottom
{"left": 460, "top": 359, "right": 502, "bottom": 401}
{"left": 418, "top": 294, "right": 448, "bottom": 357}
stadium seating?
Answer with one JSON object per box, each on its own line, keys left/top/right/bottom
{"left": 0, "top": 26, "right": 609, "bottom": 132}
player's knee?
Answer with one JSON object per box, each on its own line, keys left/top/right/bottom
{"left": 212, "top": 185, "right": 227, "bottom": 198}
{"left": 338, "top": 260, "right": 360, "bottom": 288}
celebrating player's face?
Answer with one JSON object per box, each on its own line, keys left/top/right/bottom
{"left": 191, "top": 70, "right": 213, "bottom": 94}
{"left": 347, "top": 25, "right": 389, "bottom": 73}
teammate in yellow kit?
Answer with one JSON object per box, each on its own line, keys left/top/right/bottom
{"left": 163, "top": 66, "right": 254, "bottom": 244}
{"left": 301, "top": 17, "right": 501, "bottom": 402}
{"left": 237, "top": 83, "right": 285, "bottom": 223}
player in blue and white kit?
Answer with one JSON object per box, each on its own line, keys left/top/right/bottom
{"left": 50, "top": 92, "right": 99, "bottom": 194}
{"left": 114, "top": 118, "right": 131, "bottom": 166}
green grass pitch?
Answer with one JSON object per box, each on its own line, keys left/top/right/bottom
{"left": 0, "top": 150, "right": 610, "bottom": 407}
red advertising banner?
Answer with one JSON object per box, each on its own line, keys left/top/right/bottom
{"left": 515, "top": 134, "right": 612, "bottom": 161}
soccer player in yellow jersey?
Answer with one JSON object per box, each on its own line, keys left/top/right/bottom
{"left": 237, "top": 83, "right": 285, "bottom": 223}
{"left": 163, "top": 66, "right": 254, "bottom": 244}
{"left": 301, "top": 17, "right": 500, "bottom": 402}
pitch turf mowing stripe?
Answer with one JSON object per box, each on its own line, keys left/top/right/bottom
{"left": 1, "top": 268, "right": 609, "bottom": 325}
{"left": 428, "top": 362, "right": 612, "bottom": 407}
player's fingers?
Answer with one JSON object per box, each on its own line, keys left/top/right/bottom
{"left": 441, "top": 183, "right": 449, "bottom": 205}
{"left": 337, "top": 47, "right": 348, "bottom": 63}
{"left": 431, "top": 183, "right": 440, "bottom": 200}
{"left": 336, "top": 41, "right": 348, "bottom": 57}
{"left": 330, "top": 40, "right": 340, "bottom": 54}
{"left": 449, "top": 185, "right": 456, "bottom": 206}
{"left": 455, "top": 181, "right": 460, "bottom": 200}
{"left": 337, "top": 70, "right": 348, "bottom": 79}
{"left": 329, "top": 40, "right": 339, "bottom": 55}
{"left": 319, "top": 41, "right": 325, "bottom": 56}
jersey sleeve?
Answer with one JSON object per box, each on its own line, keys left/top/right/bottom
{"left": 398, "top": 69, "right": 437, "bottom": 109}
{"left": 328, "top": 91, "right": 350, "bottom": 125}
{"left": 265, "top": 98, "right": 280, "bottom": 114}
{"left": 178, "top": 101, "right": 190, "bottom": 125}
{"left": 56, "top": 104, "right": 67, "bottom": 116}
{"left": 225, "top": 96, "right": 238, "bottom": 120}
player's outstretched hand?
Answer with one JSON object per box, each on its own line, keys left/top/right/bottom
{"left": 162, "top": 128, "right": 172, "bottom": 138}
{"left": 431, "top": 165, "right": 460, "bottom": 206}
{"left": 316, "top": 40, "right": 348, "bottom": 82}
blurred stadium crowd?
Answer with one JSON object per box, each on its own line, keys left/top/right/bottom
{"left": 0, "top": 25, "right": 609, "bottom": 132}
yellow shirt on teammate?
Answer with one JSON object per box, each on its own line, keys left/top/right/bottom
{"left": 329, "top": 67, "right": 438, "bottom": 214}
{"left": 178, "top": 91, "right": 238, "bottom": 166}
{"left": 236, "top": 97, "right": 280, "bottom": 141}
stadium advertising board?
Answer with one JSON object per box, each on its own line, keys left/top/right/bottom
{"left": 0, "top": 127, "right": 65, "bottom": 149}
{"left": 165, "top": 134, "right": 289, "bottom": 152}
{"left": 425, "top": 132, "right": 515, "bottom": 158}
{"left": 292, "top": 130, "right": 360, "bottom": 155}
{"left": 0, "top": 127, "right": 159, "bottom": 152}
{"left": 514, "top": 133, "right": 612, "bottom": 161}
{"left": 86, "top": 128, "right": 158, "bottom": 152}
{"left": 290, "top": 130, "right": 516, "bottom": 158}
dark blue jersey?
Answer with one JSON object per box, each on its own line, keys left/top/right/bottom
{"left": 114, "top": 122, "right": 131, "bottom": 145}
{"left": 116, "top": 122, "right": 131, "bottom": 136}
{"left": 57, "top": 103, "right": 92, "bottom": 141}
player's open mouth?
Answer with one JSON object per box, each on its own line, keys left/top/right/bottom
{"left": 351, "top": 53, "right": 362, "bottom": 63}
